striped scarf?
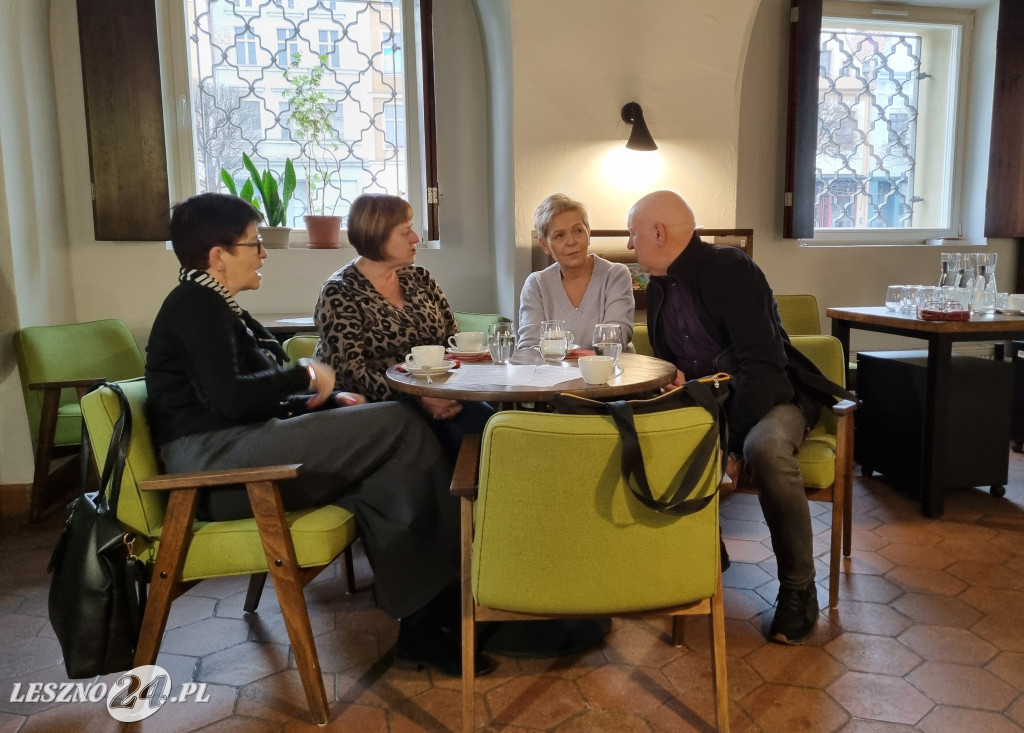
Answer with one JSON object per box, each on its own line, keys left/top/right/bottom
{"left": 179, "top": 268, "right": 289, "bottom": 364}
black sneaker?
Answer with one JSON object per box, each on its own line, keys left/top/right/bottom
{"left": 768, "top": 583, "right": 819, "bottom": 645}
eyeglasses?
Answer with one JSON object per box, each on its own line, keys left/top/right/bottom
{"left": 232, "top": 235, "right": 264, "bottom": 254}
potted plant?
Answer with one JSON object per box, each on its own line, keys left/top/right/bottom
{"left": 283, "top": 52, "right": 343, "bottom": 248}
{"left": 221, "top": 154, "right": 297, "bottom": 249}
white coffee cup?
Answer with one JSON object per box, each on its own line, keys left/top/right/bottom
{"left": 448, "top": 331, "right": 484, "bottom": 351}
{"left": 1005, "top": 293, "right": 1024, "bottom": 311}
{"left": 578, "top": 355, "right": 615, "bottom": 384}
{"left": 406, "top": 344, "right": 446, "bottom": 368}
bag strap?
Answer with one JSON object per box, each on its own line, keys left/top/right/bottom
{"left": 605, "top": 380, "right": 722, "bottom": 517}
{"left": 93, "top": 382, "right": 133, "bottom": 514}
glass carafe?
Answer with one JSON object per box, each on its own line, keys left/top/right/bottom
{"left": 938, "top": 252, "right": 961, "bottom": 287}
{"left": 969, "top": 252, "right": 998, "bottom": 314}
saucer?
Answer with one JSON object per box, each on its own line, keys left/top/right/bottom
{"left": 446, "top": 348, "right": 489, "bottom": 357}
{"left": 405, "top": 359, "right": 456, "bottom": 377}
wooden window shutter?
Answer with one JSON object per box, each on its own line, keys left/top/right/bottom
{"left": 783, "top": 0, "right": 823, "bottom": 239}
{"left": 985, "top": 1, "right": 1024, "bottom": 239}
{"left": 77, "top": 0, "right": 170, "bottom": 241}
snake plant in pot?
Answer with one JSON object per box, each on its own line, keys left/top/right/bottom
{"left": 234, "top": 154, "right": 297, "bottom": 248}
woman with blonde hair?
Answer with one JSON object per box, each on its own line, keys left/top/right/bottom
{"left": 519, "top": 193, "right": 634, "bottom": 350}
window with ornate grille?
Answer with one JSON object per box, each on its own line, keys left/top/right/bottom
{"left": 170, "top": 0, "right": 436, "bottom": 241}
{"left": 808, "top": 2, "right": 972, "bottom": 243}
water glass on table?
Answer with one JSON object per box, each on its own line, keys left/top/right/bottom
{"left": 539, "top": 320, "right": 573, "bottom": 361}
{"left": 488, "top": 322, "right": 516, "bottom": 365}
{"left": 885, "top": 285, "right": 904, "bottom": 312}
{"left": 592, "top": 323, "right": 623, "bottom": 363}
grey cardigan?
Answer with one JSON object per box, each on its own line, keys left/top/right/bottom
{"left": 518, "top": 254, "right": 635, "bottom": 349}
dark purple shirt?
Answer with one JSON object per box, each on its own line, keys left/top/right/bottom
{"left": 659, "top": 278, "right": 722, "bottom": 379}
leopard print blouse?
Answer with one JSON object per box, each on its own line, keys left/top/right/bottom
{"left": 314, "top": 260, "right": 458, "bottom": 401}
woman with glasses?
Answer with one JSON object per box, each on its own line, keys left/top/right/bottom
{"left": 145, "top": 192, "right": 491, "bottom": 677}
{"left": 314, "top": 193, "right": 491, "bottom": 461}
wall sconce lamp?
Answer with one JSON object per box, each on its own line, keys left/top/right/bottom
{"left": 621, "top": 102, "right": 657, "bottom": 151}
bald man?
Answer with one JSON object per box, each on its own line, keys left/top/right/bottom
{"left": 627, "top": 190, "right": 825, "bottom": 644}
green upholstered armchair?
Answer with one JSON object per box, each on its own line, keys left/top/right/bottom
{"left": 735, "top": 334, "right": 857, "bottom": 609}
{"left": 282, "top": 334, "right": 318, "bottom": 363}
{"left": 451, "top": 409, "right": 729, "bottom": 733}
{"left": 775, "top": 294, "right": 822, "bottom": 335}
{"left": 80, "top": 379, "right": 359, "bottom": 725}
{"left": 452, "top": 311, "right": 510, "bottom": 334}
{"left": 14, "top": 319, "right": 145, "bottom": 521}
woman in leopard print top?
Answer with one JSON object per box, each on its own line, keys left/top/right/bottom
{"left": 314, "top": 193, "right": 492, "bottom": 458}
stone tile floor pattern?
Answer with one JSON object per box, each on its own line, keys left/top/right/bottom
{"left": 1, "top": 452, "right": 1023, "bottom": 731}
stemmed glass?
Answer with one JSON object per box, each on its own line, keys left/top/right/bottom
{"left": 592, "top": 323, "right": 623, "bottom": 364}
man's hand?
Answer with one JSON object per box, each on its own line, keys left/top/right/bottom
{"left": 419, "top": 396, "right": 462, "bottom": 420}
{"left": 661, "top": 369, "right": 687, "bottom": 393}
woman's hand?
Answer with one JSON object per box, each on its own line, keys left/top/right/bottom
{"left": 306, "top": 361, "right": 336, "bottom": 408}
{"left": 419, "top": 396, "right": 462, "bottom": 420}
{"left": 334, "top": 392, "right": 367, "bottom": 407}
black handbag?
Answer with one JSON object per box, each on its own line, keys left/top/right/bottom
{"left": 47, "top": 382, "right": 148, "bottom": 678}
{"left": 551, "top": 375, "right": 730, "bottom": 516}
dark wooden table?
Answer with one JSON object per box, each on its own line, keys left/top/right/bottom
{"left": 827, "top": 306, "right": 1024, "bottom": 517}
{"left": 385, "top": 351, "right": 677, "bottom": 405}
{"left": 388, "top": 349, "right": 677, "bottom": 657}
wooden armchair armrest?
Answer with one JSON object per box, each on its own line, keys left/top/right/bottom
{"left": 451, "top": 435, "right": 481, "bottom": 498}
{"left": 831, "top": 399, "right": 858, "bottom": 416}
{"left": 139, "top": 464, "right": 302, "bottom": 491}
{"left": 29, "top": 377, "right": 106, "bottom": 391}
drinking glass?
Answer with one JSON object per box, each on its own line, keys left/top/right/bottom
{"left": 487, "top": 322, "right": 516, "bottom": 365}
{"left": 900, "top": 285, "right": 920, "bottom": 312}
{"left": 539, "top": 320, "right": 572, "bottom": 361}
{"left": 885, "top": 285, "right": 903, "bottom": 311}
{"left": 592, "top": 323, "right": 623, "bottom": 364}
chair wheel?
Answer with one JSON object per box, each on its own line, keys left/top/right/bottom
{"left": 1012, "top": 441, "right": 1023, "bottom": 453}
{"left": 991, "top": 485, "right": 1006, "bottom": 498}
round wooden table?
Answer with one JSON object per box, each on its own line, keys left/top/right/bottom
{"left": 387, "top": 350, "right": 677, "bottom": 657}
{"left": 385, "top": 351, "right": 677, "bottom": 404}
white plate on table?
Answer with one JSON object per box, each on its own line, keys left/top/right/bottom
{"left": 446, "top": 348, "right": 489, "bottom": 357}
{"left": 996, "top": 308, "right": 1024, "bottom": 315}
{"left": 404, "top": 360, "right": 456, "bottom": 377}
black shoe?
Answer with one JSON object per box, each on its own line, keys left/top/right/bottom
{"left": 719, "top": 536, "right": 731, "bottom": 572}
{"left": 769, "top": 583, "right": 819, "bottom": 645}
{"left": 395, "top": 624, "right": 495, "bottom": 677}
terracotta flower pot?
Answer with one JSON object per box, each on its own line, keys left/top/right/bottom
{"left": 258, "top": 226, "right": 292, "bottom": 249}
{"left": 304, "top": 215, "right": 343, "bottom": 249}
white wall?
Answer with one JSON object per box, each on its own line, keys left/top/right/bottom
{"left": 0, "top": 0, "right": 1014, "bottom": 484}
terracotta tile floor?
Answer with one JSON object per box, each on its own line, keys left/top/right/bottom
{"left": 2, "top": 451, "right": 1023, "bottom": 732}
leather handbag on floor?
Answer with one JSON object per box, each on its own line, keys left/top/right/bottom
{"left": 551, "top": 374, "right": 730, "bottom": 516}
{"left": 47, "top": 382, "right": 147, "bottom": 678}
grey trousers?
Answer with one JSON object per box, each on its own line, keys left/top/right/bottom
{"left": 160, "top": 402, "right": 458, "bottom": 619}
{"left": 741, "top": 402, "right": 815, "bottom": 589}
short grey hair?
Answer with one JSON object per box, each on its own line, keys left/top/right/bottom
{"left": 533, "top": 193, "right": 591, "bottom": 241}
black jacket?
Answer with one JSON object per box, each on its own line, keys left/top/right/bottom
{"left": 145, "top": 282, "right": 311, "bottom": 446}
{"left": 646, "top": 235, "right": 820, "bottom": 453}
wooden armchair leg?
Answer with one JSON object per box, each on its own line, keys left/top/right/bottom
{"left": 710, "top": 570, "right": 730, "bottom": 733}
{"left": 343, "top": 546, "right": 356, "bottom": 594}
{"left": 248, "top": 481, "right": 329, "bottom": 725}
{"left": 28, "top": 390, "right": 61, "bottom": 523}
{"left": 135, "top": 489, "right": 199, "bottom": 667}
{"left": 244, "top": 573, "right": 268, "bottom": 614}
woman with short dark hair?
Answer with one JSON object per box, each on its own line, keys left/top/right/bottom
{"left": 147, "top": 192, "right": 489, "bottom": 677}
